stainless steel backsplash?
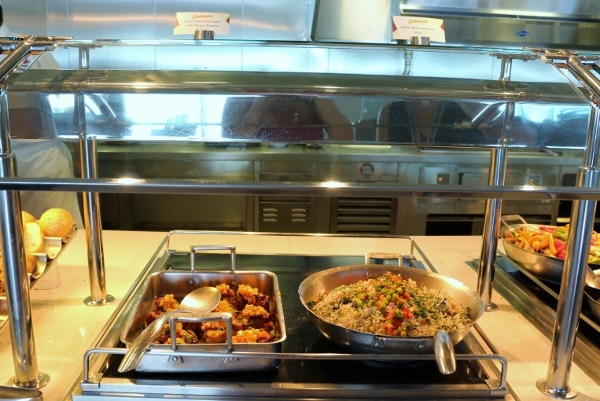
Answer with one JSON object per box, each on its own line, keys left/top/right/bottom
{"left": 3, "top": 0, "right": 316, "bottom": 41}
{"left": 3, "top": 0, "right": 600, "bottom": 49}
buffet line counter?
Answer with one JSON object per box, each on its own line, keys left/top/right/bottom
{"left": 0, "top": 231, "right": 598, "bottom": 400}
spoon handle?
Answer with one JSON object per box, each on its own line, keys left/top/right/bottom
{"left": 118, "top": 309, "right": 186, "bottom": 373}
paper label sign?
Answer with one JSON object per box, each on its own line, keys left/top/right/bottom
{"left": 173, "top": 12, "right": 230, "bottom": 36}
{"left": 392, "top": 16, "right": 445, "bottom": 43}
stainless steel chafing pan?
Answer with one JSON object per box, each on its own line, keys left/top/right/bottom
{"left": 120, "top": 245, "right": 286, "bottom": 372}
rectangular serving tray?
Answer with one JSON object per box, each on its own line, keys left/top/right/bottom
{"left": 120, "top": 266, "right": 286, "bottom": 373}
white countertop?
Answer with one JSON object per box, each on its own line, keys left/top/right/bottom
{"left": 0, "top": 231, "right": 598, "bottom": 400}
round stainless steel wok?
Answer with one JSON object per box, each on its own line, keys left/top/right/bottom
{"left": 501, "top": 223, "right": 600, "bottom": 283}
{"left": 586, "top": 286, "right": 600, "bottom": 321}
{"left": 501, "top": 227, "right": 563, "bottom": 282}
{"left": 298, "top": 264, "right": 484, "bottom": 354}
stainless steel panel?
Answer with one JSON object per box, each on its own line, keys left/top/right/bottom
{"left": 154, "top": 44, "right": 331, "bottom": 72}
{"left": 97, "top": 152, "right": 254, "bottom": 231}
{"left": 42, "top": 0, "right": 315, "bottom": 41}
{"left": 156, "top": 0, "right": 315, "bottom": 41}
{"left": 259, "top": 161, "right": 315, "bottom": 180}
{"left": 400, "top": 0, "right": 600, "bottom": 21}
{"left": 100, "top": 192, "right": 252, "bottom": 231}
{"left": 1, "top": 0, "right": 49, "bottom": 35}
{"left": 130, "top": 194, "right": 249, "bottom": 231}
{"left": 99, "top": 154, "right": 253, "bottom": 180}
{"left": 6, "top": 0, "right": 600, "bottom": 49}
{"left": 257, "top": 198, "right": 313, "bottom": 233}
{"left": 49, "top": 0, "right": 156, "bottom": 40}
{"left": 313, "top": 0, "right": 399, "bottom": 44}
{"left": 400, "top": 0, "right": 600, "bottom": 49}
{"left": 331, "top": 197, "right": 396, "bottom": 234}
{"left": 441, "top": 17, "right": 600, "bottom": 49}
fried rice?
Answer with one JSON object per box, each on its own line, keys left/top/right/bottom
{"left": 309, "top": 271, "right": 472, "bottom": 337}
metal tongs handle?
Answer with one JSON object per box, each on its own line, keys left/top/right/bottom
{"left": 170, "top": 312, "right": 234, "bottom": 352}
{"left": 118, "top": 309, "right": 191, "bottom": 373}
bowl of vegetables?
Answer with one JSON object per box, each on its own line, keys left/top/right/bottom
{"left": 501, "top": 219, "right": 600, "bottom": 282}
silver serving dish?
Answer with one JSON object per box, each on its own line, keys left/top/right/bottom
{"left": 501, "top": 217, "right": 600, "bottom": 283}
{"left": 120, "top": 246, "right": 286, "bottom": 373}
{"left": 501, "top": 234, "right": 564, "bottom": 282}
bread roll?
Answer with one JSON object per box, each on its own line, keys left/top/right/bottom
{"left": 25, "top": 253, "right": 36, "bottom": 274}
{"left": 24, "top": 221, "right": 44, "bottom": 254}
{"left": 21, "top": 210, "right": 36, "bottom": 224}
{"left": 38, "top": 207, "right": 75, "bottom": 238}
{"left": 0, "top": 252, "right": 36, "bottom": 294}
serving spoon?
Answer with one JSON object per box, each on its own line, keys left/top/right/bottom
{"left": 118, "top": 286, "right": 221, "bottom": 373}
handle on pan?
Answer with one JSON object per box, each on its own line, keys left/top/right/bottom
{"left": 433, "top": 330, "right": 456, "bottom": 375}
{"left": 365, "top": 252, "right": 404, "bottom": 265}
{"left": 118, "top": 308, "right": 192, "bottom": 373}
{"left": 170, "top": 312, "right": 234, "bottom": 353}
{"left": 500, "top": 214, "right": 528, "bottom": 229}
{"left": 189, "top": 245, "right": 237, "bottom": 272}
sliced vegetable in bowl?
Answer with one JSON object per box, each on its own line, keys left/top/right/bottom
{"left": 503, "top": 224, "right": 600, "bottom": 265}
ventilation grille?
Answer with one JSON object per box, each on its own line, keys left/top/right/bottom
{"left": 332, "top": 198, "right": 395, "bottom": 234}
{"left": 258, "top": 199, "right": 313, "bottom": 233}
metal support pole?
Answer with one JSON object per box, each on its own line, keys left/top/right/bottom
{"left": 0, "top": 87, "right": 49, "bottom": 387}
{"left": 537, "top": 106, "right": 600, "bottom": 399}
{"left": 76, "top": 45, "right": 113, "bottom": 306}
{"left": 498, "top": 54, "right": 512, "bottom": 85}
{"left": 477, "top": 56, "right": 514, "bottom": 310}
{"left": 477, "top": 150, "right": 505, "bottom": 311}
{"left": 531, "top": 49, "right": 600, "bottom": 399}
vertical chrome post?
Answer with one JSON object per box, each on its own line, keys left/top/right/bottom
{"left": 477, "top": 56, "right": 515, "bottom": 310}
{"left": 477, "top": 149, "right": 506, "bottom": 311}
{"left": 77, "top": 45, "right": 114, "bottom": 306}
{"left": 537, "top": 106, "right": 600, "bottom": 400}
{"left": 477, "top": 134, "right": 510, "bottom": 310}
{"left": 0, "top": 72, "right": 48, "bottom": 387}
{"left": 499, "top": 55, "right": 512, "bottom": 84}
{"left": 534, "top": 49, "right": 600, "bottom": 398}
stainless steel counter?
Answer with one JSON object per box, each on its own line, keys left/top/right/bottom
{"left": 0, "top": 231, "right": 598, "bottom": 400}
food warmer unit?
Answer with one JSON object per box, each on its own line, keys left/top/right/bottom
{"left": 1, "top": 36, "right": 600, "bottom": 400}
{"left": 73, "top": 232, "right": 508, "bottom": 400}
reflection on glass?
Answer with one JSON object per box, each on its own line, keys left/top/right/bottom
{"left": 44, "top": 90, "right": 592, "bottom": 148}
{"left": 221, "top": 96, "right": 354, "bottom": 141}
{"left": 377, "top": 100, "right": 494, "bottom": 144}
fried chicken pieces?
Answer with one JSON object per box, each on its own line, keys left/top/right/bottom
{"left": 150, "top": 282, "right": 277, "bottom": 345}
